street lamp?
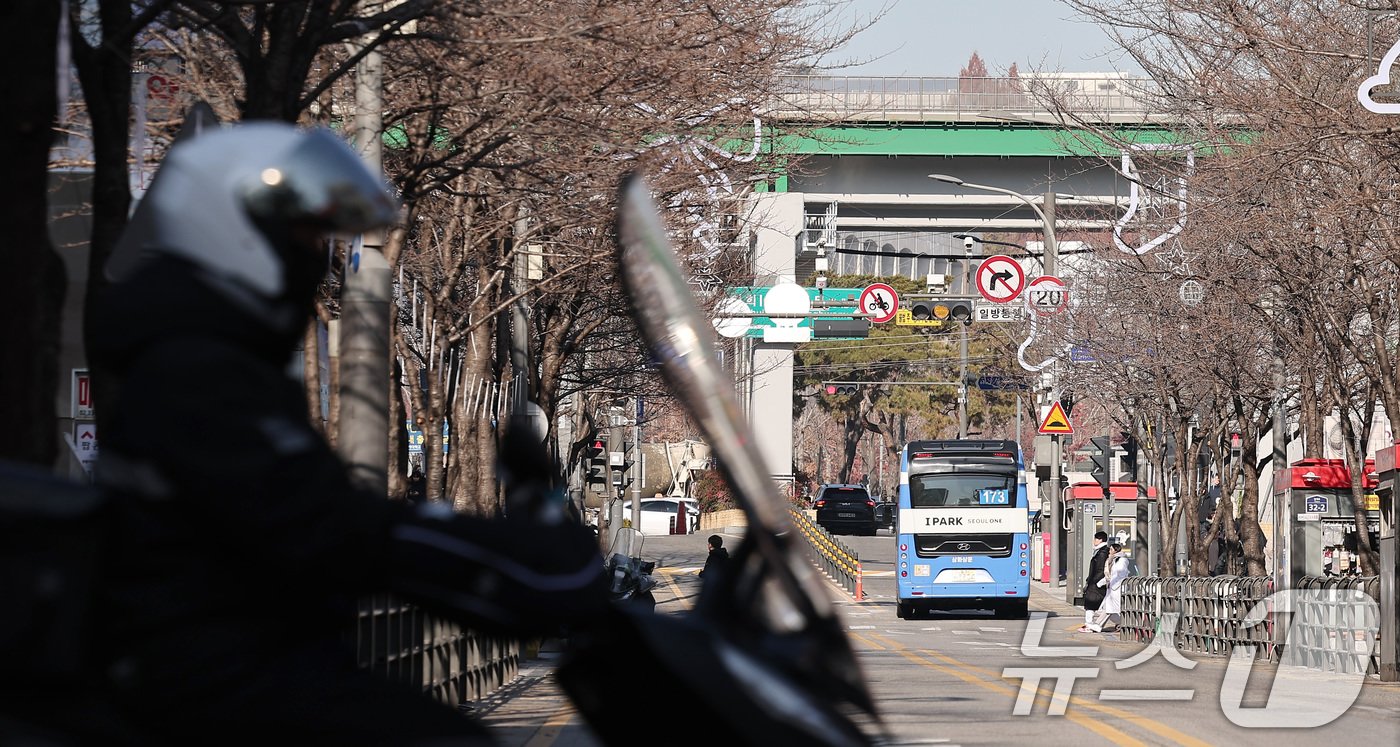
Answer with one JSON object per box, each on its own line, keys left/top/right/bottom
{"left": 929, "top": 174, "right": 1057, "bottom": 274}
{"left": 932, "top": 172, "right": 1065, "bottom": 593}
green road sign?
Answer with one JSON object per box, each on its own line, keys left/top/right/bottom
{"left": 718, "top": 286, "right": 867, "bottom": 340}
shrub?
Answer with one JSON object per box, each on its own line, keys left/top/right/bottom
{"left": 691, "top": 468, "right": 735, "bottom": 514}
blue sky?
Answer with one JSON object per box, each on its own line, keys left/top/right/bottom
{"left": 818, "top": 0, "right": 1145, "bottom": 77}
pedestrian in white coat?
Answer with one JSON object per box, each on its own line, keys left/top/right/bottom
{"left": 1089, "top": 543, "right": 1129, "bottom": 632}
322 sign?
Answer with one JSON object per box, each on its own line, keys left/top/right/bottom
{"left": 1026, "top": 275, "right": 1068, "bottom": 316}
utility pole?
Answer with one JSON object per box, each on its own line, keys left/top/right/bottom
{"left": 339, "top": 29, "right": 391, "bottom": 493}
{"left": 959, "top": 242, "right": 974, "bottom": 440}
{"left": 1132, "top": 417, "right": 1151, "bottom": 569}
{"left": 1381, "top": 442, "right": 1397, "bottom": 681}
{"left": 958, "top": 321, "right": 969, "bottom": 439}
{"left": 632, "top": 397, "right": 643, "bottom": 526}
{"left": 1271, "top": 351, "right": 1290, "bottom": 603}
{"left": 1036, "top": 191, "right": 1066, "bottom": 595}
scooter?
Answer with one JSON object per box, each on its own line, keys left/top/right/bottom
{"left": 604, "top": 526, "right": 657, "bottom": 611}
{"left": 0, "top": 170, "right": 883, "bottom": 747}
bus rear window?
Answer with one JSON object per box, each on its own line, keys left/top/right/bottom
{"left": 909, "top": 474, "right": 1015, "bottom": 508}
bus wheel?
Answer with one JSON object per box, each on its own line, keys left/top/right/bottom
{"left": 896, "top": 601, "right": 913, "bottom": 619}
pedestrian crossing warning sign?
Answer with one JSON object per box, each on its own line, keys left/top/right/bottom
{"left": 1038, "top": 401, "right": 1073, "bottom": 434}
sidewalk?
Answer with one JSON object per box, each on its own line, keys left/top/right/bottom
{"left": 1030, "top": 577, "right": 1103, "bottom": 633}
{"left": 464, "top": 642, "right": 601, "bottom": 747}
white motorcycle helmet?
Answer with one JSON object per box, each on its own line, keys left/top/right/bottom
{"left": 107, "top": 121, "right": 398, "bottom": 335}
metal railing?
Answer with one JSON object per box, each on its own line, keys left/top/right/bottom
{"left": 790, "top": 509, "right": 863, "bottom": 599}
{"left": 1287, "top": 576, "right": 1382, "bottom": 675}
{"left": 1118, "top": 575, "right": 1381, "bottom": 675}
{"left": 770, "top": 75, "right": 1160, "bottom": 121}
{"left": 352, "top": 593, "right": 519, "bottom": 706}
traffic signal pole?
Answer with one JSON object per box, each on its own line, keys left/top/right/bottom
{"left": 1038, "top": 192, "right": 1065, "bottom": 596}
{"left": 958, "top": 322, "right": 969, "bottom": 438}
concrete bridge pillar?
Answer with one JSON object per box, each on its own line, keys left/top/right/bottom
{"left": 746, "top": 192, "right": 804, "bottom": 493}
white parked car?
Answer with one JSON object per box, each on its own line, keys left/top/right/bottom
{"left": 621, "top": 497, "right": 699, "bottom": 536}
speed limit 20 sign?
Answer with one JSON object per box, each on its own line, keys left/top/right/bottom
{"left": 1025, "top": 275, "right": 1068, "bottom": 316}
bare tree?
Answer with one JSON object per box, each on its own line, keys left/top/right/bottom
{"left": 1, "top": 0, "right": 65, "bottom": 466}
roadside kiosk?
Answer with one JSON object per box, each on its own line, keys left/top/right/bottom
{"left": 1066, "top": 481, "right": 1159, "bottom": 605}
{"left": 1374, "top": 445, "right": 1399, "bottom": 682}
{"left": 1272, "top": 458, "right": 1380, "bottom": 579}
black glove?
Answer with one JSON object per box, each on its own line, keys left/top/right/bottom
{"left": 383, "top": 502, "right": 609, "bottom": 636}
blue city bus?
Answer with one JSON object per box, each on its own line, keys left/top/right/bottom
{"left": 894, "top": 439, "right": 1031, "bottom": 619}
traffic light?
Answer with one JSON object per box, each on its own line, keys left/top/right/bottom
{"left": 612, "top": 439, "right": 634, "bottom": 487}
{"left": 824, "top": 382, "right": 860, "bottom": 395}
{"left": 1120, "top": 431, "right": 1139, "bottom": 476}
{"left": 585, "top": 436, "right": 608, "bottom": 487}
{"left": 903, "top": 294, "right": 975, "bottom": 324}
{"left": 1089, "top": 436, "right": 1112, "bottom": 494}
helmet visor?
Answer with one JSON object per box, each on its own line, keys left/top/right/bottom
{"left": 243, "top": 128, "right": 398, "bottom": 234}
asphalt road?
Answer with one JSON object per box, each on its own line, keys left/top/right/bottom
{"left": 475, "top": 527, "right": 1400, "bottom": 747}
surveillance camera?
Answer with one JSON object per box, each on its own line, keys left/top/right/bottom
{"left": 963, "top": 235, "right": 976, "bottom": 250}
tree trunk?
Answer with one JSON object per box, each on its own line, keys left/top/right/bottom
{"left": 1156, "top": 451, "right": 1177, "bottom": 577}
{"left": 302, "top": 319, "right": 323, "bottom": 432}
{"left": 1240, "top": 418, "right": 1268, "bottom": 576}
{"left": 0, "top": 0, "right": 63, "bottom": 467}
{"left": 74, "top": 0, "right": 135, "bottom": 429}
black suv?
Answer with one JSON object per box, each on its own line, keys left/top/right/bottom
{"left": 813, "top": 484, "right": 878, "bottom": 536}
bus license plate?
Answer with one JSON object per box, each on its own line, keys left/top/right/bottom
{"left": 950, "top": 569, "right": 979, "bottom": 583}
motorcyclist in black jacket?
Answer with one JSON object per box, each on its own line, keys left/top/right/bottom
{"left": 71, "top": 121, "right": 607, "bottom": 745}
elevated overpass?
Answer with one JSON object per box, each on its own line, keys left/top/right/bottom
{"left": 738, "top": 75, "right": 1176, "bottom": 489}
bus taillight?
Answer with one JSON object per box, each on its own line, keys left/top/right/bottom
{"left": 899, "top": 544, "right": 907, "bottom": 552}
{"left": 1020, "top": 543, "right": 1027, "bottom": 550}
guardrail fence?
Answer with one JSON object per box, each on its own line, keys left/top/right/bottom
{"left": 790, "top": 509, "right": 863, "bottom": 600}
{"left": 771, "top": 75, "right": 1158, "bottom": 120}
{"left": 1118, "top": 575, "right": 1381, "bottom": 676}
{"left": 352, "top": 593, "right": 519, "bottom": 706}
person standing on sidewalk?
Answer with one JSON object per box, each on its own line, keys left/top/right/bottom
{"left": 1079, "top": 531, "right": 1109, "bottom": 632}
{"left": 700, "top": 534, "right": 729, "bottom": 580}
{"left": 1088, "top": 543, "right": 1129, "bottom": 632}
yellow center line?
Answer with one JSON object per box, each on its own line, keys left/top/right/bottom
{"left": 854, "top": 631, "right": 1137, "bottom": 746}
{"left": 860, "top": 630, "right": 1212, "bottom": 747}
{"left": 657, "top": 568, "right": 694, "bottom": 610}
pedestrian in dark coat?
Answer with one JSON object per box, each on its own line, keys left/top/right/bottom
{"left": 1079, "top": 531, "right": 1110, "bottom": 631}
{"left": 700, "top": 534, "right": 729, "bottom": 580}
